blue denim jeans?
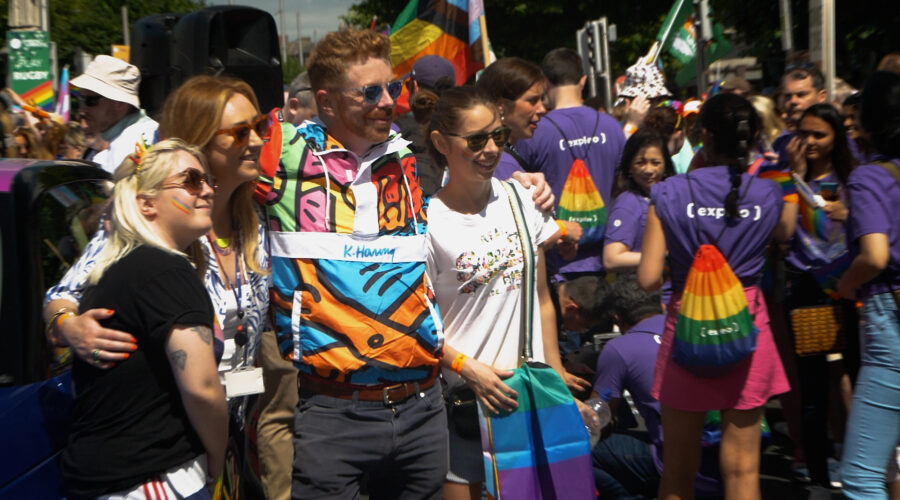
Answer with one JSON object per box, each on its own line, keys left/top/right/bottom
{"left": 841, "top": 292, "right": 900, "bottom": 499}
{"left": 291, "top": 381, "right": 448, "bottom": 500}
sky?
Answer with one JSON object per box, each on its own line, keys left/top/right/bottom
{"left": 204, "top": 0, "right": 361, "bottom": 42}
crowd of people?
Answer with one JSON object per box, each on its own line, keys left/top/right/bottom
{"left": 13, "top": 26, "right": 897, "bottom": 500}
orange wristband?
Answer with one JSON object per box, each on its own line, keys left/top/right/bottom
{"left": 783, "top": 193, "right": 800, "bottom": 204}
{"left": 556, "top": 220, "right": 567, "bottom": 238}
{"left": 451, "top": 353, "right": 468, "bottom": 375}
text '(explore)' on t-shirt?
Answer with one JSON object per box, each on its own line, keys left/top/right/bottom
{"left": 651, "top": 167, "right": 783, "bottom": 290}
{"left": 426, "top": 178, "right": 558, "bottom": 384}
{"left": 514, "top": 106, "right": 626, "bottom": 275}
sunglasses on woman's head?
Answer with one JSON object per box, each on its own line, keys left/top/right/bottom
{"left": 445, "top": 125, "right": 511, "bottom": 152}
{"left": 215, "top": 114, "right": 269, "bottom": 143}
{"left": 160, "top": 168, "right": 214, "bottom": 196}
{"left": 345, "top": 80, "right": 403, "bottom": 105}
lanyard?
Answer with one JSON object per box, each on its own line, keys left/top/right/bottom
{"left": 206, "top": 233, "right": 248, "bottom": 363}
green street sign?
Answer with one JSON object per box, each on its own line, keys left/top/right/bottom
{"left": 7, "top": 30, "right": 53, "bottom": 110}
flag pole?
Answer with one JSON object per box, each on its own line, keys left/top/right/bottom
{"left": 479, "top": 15, "right": 491, "bottom": 70}
{"left": 652, "top": 0, "right": 685, "bottom": 64}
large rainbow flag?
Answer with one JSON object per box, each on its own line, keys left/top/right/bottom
{"left": 673, "top": 244, "right": 758, "bottom": 377}
{"left": 21, "top": 80, "right": 54, "bottom": 111}
{"left": 556, "top": 159, "right": 607, "bottom": 246}
{"left": 390, "top": 0, "right": 488, "bottom": 86}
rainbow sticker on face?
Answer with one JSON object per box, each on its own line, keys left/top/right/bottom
{"left": 171, "top": 196, "right": 192, "bottom": 214}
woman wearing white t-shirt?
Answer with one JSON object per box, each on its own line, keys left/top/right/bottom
{"left": 425, "top": 86, "right": 579, "bottom": 500}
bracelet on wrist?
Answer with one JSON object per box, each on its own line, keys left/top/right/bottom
{"left": 46, "top": 307, "right": 75, "bottom": 339}
{"left": 451, "top": 353, "right": 469, "bottom": 375}
{"left": 555, "top": 220, "right": 567, "bottom": 238}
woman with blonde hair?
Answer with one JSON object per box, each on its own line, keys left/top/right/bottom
{"left": 59, "top": 138, "right": 227, "bottom": 499}
{"left": 749, "top": 95, "right": 786, "bottom": 146}
{"left": 13, "top": 126, "right": 53, "bottom": 159}
{"left": 45, "top": 74, "right": 280, "bottom": 495}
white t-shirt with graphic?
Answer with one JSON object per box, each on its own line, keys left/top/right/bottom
{"left": 426, "top": 178, "right": 559, "bottom": 384}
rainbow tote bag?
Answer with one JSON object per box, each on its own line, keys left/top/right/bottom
{"left": 479, "top": 182, "right": 594, "bottom": 500}
{"left": 673, "top": 175, "right": 759, "bottom": 377}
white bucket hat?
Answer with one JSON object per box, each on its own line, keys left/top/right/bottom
{"left": 71, "top": 55, "right": 141, "bottom": 108}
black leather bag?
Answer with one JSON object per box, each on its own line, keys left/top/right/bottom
{"left": 445, "top": 384, "right": 480, "bottom": 440}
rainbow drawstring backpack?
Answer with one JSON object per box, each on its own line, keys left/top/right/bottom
{"left": 673, "top": 175, "right": 759, "bottom": 377}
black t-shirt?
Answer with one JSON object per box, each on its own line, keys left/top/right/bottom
{"left": 61, "top": 245, "right": 214, "bottom": 499}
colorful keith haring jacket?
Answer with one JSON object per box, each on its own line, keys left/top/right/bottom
{"left": 255, "top": 118, "right": 443, "bottom": 386}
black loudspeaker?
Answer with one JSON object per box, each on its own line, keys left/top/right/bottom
{"left": 130, "top": 13, "right": 183, "bottom": 117}
{"left": 173, "top": 6, "right": 283, "bottom": 114}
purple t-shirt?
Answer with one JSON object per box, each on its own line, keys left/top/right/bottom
{"left": 514, "top": 106, "right": 626, "bottom": 274}
{"left": 785, "top": 170, "right": 849, "bottom": 271}
{"left": 605, "top": 191, "right": 649, "bottom": 251}
{"left": 593, "top": 314, "right": 665, "bottom": 450}
{"left": 593, "top": 314, "right": 721, "bottom": 495}
{"left": 651, "top": 166, "right": 784, "bottom": 290}
{"left": 846, "top": 160, "right": 900, "bottom": 298}
{"left": 494, "top": 150, "right": 525, "bottom": 181}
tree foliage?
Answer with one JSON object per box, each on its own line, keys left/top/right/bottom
{"left": 343, "top": 0, "right": 899, "bottom": 93}
{"left": 1, "top": 0, "right": 202, "bottom": 69}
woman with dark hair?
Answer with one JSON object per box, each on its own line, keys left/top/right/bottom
{"left": 475, "top": 57, "right": 548, "bottom": 180}
{"left": 604, "top": 128, "right": 675, "bottom": 273}
{"left": 425, "top": 86, "right": 583, "bottom": 500}
{"left": 781, "top": 102, "right": 859, "bottom": 489}
{"left": 638, "top": 93, "right": 793, "bottom": 500}
{"left": 836, "top": 70, "right": 900, "bottom": 499}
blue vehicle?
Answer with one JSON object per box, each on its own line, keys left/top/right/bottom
{"left": 0, "top": 159, "right": 112, "bottom": 499}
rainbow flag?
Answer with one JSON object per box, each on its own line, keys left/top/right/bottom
{"left": 390, "top": 0, "right": 488, "bottom": 86}
{"left": 480, "top": 363, "right": 594, "bottom": 500}
{"left": 21, "top": 80, "right": 54, "bottom": 111}
{"left": 810, "top": 252, "right": 852, "bottom": 300}
{"left": 556, "top": 158, "right": 607, "bottom": 246}
{"left": 55, "top": 66, "right": 70, "bottom": 123}
{"left": 758, "top": 168, "right": 797, "bottom": 198}
{"left": 800, "top": 200, "right": 828, "bottom": 241}
{"left": 673, "top": 244, "right": 758, "bottom": 377}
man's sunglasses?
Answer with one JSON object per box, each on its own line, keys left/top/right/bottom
{"left": 77, "top": 94, "right": 104, "bottom": 107}
{"left": 215, "top": 114, "right": 269, "bottom": 143}
{"left": 160, "top": 168, "right": 214, "bottom": 196}
{"left": 346, "top": 80, "right": 403, "bottom": 104}
{"left": 445, "top": 125, "right": 511, "bottom": 152}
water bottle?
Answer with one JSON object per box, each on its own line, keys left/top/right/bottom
{"left": 582, "top": 396, "right": 612, "bottom": 448}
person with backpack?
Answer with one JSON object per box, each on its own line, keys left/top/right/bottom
{"left": 835, "top": 70, "right": 900, "bottom": 499}
{"left": 503, "top": 48, "right": 627, "bottom": 280}
{"left": 638, "top": 93, "right": 794, "bottom": 500}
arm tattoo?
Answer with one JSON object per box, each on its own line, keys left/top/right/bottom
{"left": 189, "top": 326, "right": 213, "bottom": 345}
{"left": 170, "top": 349, "right": 187, "bottom": 371}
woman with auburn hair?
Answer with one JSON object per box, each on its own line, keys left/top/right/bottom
{"left": 59, "top": 139, "right": 226, "bottom": 499}
{"left": 44, "top": 75, "right": 285, "bottom": 496}
{"left": 13, "top": 126, "right": 53, "bottom": 159}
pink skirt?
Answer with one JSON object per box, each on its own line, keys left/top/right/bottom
{"left": 652, "top": 286, "right": 790, "bottom": 411}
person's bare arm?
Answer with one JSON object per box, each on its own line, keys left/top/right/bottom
{"left": 637, "top": 205, "right": 667, "bottom": 291}
{"left": 166, "top": 324, "right": 228, "bottom": 479}
{"left": 441, "top": 344, "right": 517, "bottom": 415}
{"left": 603, "top": 241, "right": 641, "bottom": 272}
{"left": 836, "top": 233, "right": 890, "bottom": 300}
{"left": 45, "top": 299, "right": 136, "bottom": 368}
{"left": 773, "top": 199, "right": 799, "bottom": 242}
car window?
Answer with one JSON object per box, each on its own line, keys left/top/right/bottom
{"left": 37, "top": 178, "right": 112, "bottom": 376}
